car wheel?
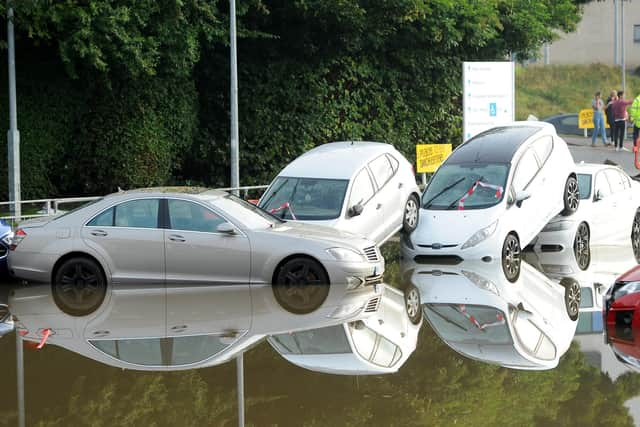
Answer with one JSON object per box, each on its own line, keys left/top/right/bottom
{"left": 404, "top": 284, "right": 422, "bottom": 325}
{"left": 273, "top": 258, "right": 330, "bottom": 314}
{"left": 403, "top": 194, "right": 419, "bottom": 234}
{"left": 502, "top": 233, "right": 521, "bottom": 283}
{"left": 560, "top": 278, "right": 581, "bottom": 321}
{"left": 52, "top": 257, "right": 107, "bottom": 316}
{"left": 573, "top": 222, "right": 591, "bottom": 271}
{"left": 632, "top": 210, "right": 640, "bottom": 263}
{"left": 561, "top": 175, "right": 579, "bottom": 216}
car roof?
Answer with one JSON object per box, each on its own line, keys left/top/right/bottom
{"left": 105, "top": 187, "right": 228, "bottom": 200}
{"left": 447, "top": 122, "right": 553, "bottom": 164}
{"left": 277, "top": 141, "right": 396, "bottom": 179}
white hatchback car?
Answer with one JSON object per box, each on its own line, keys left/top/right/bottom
{"left": 532, "top": 163, "right": 640, "bottom": 270}
{"left": 258, "top": 141, "right": 421, "bottom": 245}
{"left": 403, "top": 122, "right": 578, "bottom": 282}
{"left": 408, "top": 259, "right": 579, "bottom": 370}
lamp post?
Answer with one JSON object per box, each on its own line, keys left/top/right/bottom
{"left": 229, "top": 0, "right": 239, "bottom": 195}
{"left": 7, "top": 2, "right": 20, "bottom": 220}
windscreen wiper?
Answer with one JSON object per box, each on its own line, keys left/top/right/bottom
{"left": 423, "top": 177, "right": 466, "bottom": 209}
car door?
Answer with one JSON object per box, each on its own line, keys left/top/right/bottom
{"left": 591, "top": 171, "right": 614, "bottom": 243}
{"left": 606, "top": 169, "right": 635, "bottom": 241}
{"left": 368, "top": 154, "right": 404, "bottom": 239}
{"left": 507, "top": 147, "right": 544, "bottom": 244}
{"left": 82, "top": 198, "right": 165, "bottom": 285}
{"left": 163, "top": 198, "right": 251, "bottom": 286}
{"left": 344, "top": 167, "right": 384, "bottom": 241}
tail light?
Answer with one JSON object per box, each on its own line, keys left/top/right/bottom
{"left": 10, "top": 228, "right": 26, "bottom": 251}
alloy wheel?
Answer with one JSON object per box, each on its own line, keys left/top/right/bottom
{"left": 502, "top": 234, "right": 521, "bottom": 282}
{"left": 574, "top": 222, "right": 590, "bottom": 271}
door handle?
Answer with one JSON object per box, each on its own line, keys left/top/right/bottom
{"left": 171, "top": 325, "right": 188, "bottom": 332}
{"left": 91, "top": 230, "right": 108, "bottom": 237}
{"left": 398, "top": 182, "right": 403, "bottom": 189}
{"left": 168, "top": 234, "right": 186, "bottom": 242}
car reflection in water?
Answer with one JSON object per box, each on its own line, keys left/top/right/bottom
{"left": 268, "top": 283, "right": 422, "bottom": 375}
{"left": 604, "top": 265, "right": 640, "bottom": 370}
{"left": 524, "top": 243, "right": 640, "bottom": 336}
{"left": 405, "top": 259, "right": 579, "bottom": 370}
{"left": 8, "top": 280, "right": 383, "bottom": 371}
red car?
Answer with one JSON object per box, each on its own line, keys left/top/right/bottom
{"left": 604, "top": 265, "right": 640, "bottom": 367}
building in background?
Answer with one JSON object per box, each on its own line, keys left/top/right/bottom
{"left": 536, "top": 1, "right": 640, "bottom": 69}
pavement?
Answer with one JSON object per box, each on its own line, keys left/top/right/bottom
{"left": 563, "top": 134, "right": 640, "bottom": 178}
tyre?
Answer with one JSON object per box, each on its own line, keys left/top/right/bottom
{"left": 404, "top": 284, "right": 422, "bottom": 325}
{"left": 632, "top": 210, "right": 640, "bottom": 263}
{"left": 52, "top": 257, "right": 107, "bottom": 316}
{"left": 573, "top": 222, "right": 591, "bottom": 271}
{"left": 561, "top": 175, "right": 579, "bottom": 216}
{"left": 273, "top": 258, "right": 330, "bottom": 314}
{"left": 560, "top": 278, "right": 581, "bottom": 321}
{"left": 502, "top": 233, "right": 521, "bottom": 283}
{"left": 403, "top": 194, "right": 419, "bottom": 234}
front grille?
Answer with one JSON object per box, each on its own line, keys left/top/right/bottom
{"left": 363, "top": 246, "right": 379, "bottom": 262}
{"left": 364, "top": 274, "right": 383, "bottom": 286}
{"left": 540, "top": 244, "right": 563, "bottom": 252}
{"left": 364, "top": 296, "right": 381, "bottom": 313}
{"left": 414, "top": 255, "right": 463, "bottom": 265}
{"left": 417, "top": 244, "right": 458, "bottom": 249}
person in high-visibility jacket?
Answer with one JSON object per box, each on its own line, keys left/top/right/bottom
{"left": 631, "top": 94, "right": 640, "bottom": 147}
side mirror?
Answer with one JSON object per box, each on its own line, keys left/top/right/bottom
{"left": 594, "top": 189, "right": 604, "bottom": 201}
{"left": 216, "top": 222, "right": 237, "bottom": 235}
{"left": 515, "top": 191, "right": 531, "bottom": 208}
{"left": 348, "top": 203, "right": 364, "bottom": 217}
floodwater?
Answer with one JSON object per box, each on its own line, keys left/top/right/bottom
{"left": 1, "top": 241, "right": 640, "bottom": 427}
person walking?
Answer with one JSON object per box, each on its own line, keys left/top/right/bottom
{"left": 591, "top": 91, "right": 607, "bottom": 146}
{"left": 605, "top": 89, "right": 618, "bottom": 140}
{"left": 611, "top": 91, "right": 633, "bottom": 151}
{"left": 630, "top": 93, "right": 640, "bottom": 148}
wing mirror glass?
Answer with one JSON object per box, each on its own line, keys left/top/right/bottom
{"left": 348, "top": 203, "right": 364, "bottom": 217}
{"left": 216, "top": 222, "right": 237, "bottom": 234}
{"left": 515, "top": 191, "right": 531, "bottom": 208}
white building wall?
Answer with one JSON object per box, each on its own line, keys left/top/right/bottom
{"left": 542, "top": 1, "right": 640, "bottom": 69}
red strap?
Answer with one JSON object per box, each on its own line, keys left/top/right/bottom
{"left": 36, "top": 329, "right": 51, "bottom": 349}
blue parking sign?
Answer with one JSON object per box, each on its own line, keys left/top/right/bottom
{"left": 489, "top": 102, "right": 497, "bottom": 117}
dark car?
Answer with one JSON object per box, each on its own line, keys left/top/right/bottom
{"left": 542, "top": 113, "right": 635, "bottom": 139}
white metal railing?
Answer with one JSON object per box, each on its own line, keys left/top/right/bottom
{"left": 0, "top": 185, "right": 269, "bottom": 224}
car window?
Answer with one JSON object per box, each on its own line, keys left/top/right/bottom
{"left": 577, "top": 174, "right": 592, "bottom": 200}
{"left": 270, "top": 326, "right": 351, "bottom": 355}
{"left": 168, "top": 199, "right": 225, "bottom": 233}
{"left": 87, "top": 207, "right": 114, "bottom": 226}
{"left": 512, "top": 149, "right": 540, "bottom": 192}
{"left": 90, "top": 336, "right": 231, "bottom": 366}
{"left": 258, "top": 177, "right": 348, "bottom": 220}
{"left": 605, "top": 169, "right": 625, "bottom": 193}
{"left": 531, "top": 136, "right": 553, "bottom": 165}
{"left": 113, "top": 199, "right": 159, "bottom": 229}
{"left": 386, "top": 153, "right": 400, "bottom": 173}
{"left": 348, "top": 168, "right": 375, "bottom": 208}
{"left": 561, "top": 116, "right": 578, "bottom": 127}
{"left": 368, "top": 155, "right": 394, "bottom": 189}
{"left": 593, "top": 171, "right": 612, "bottom": 199}
{"left": 580, "top": 287, "right": 594, "bottom": 308}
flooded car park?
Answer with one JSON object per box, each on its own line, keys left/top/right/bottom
{"left": 3, "top": 237, "right": 640, "bottom": 425}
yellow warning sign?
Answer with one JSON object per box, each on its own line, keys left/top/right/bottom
{"left": 579, "top": 109, "right": 611, "bottom": 129}
{"left": 416, "top": 144, "right": 452, "bottom": 173}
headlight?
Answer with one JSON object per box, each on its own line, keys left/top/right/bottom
{"left": 613, "top": 281, "right": 640, "bottom": 300}
{"left": 327, "top": 247, "right": 365, "bottom": 262}
{"left": 461, "top": 270, "right": 499, "bottom": 295}
{"left": 327, "top": 303, "right": 362, "bottom": 319}
{"left": 461, "top": 220, "right": 498, "bottom": 250}
{"left": 542, "top": 220, "right": 574, "bottom": 232}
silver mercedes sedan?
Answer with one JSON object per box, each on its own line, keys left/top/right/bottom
{"left": 8, "top": 188, "right": 384, "bottom": 302}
